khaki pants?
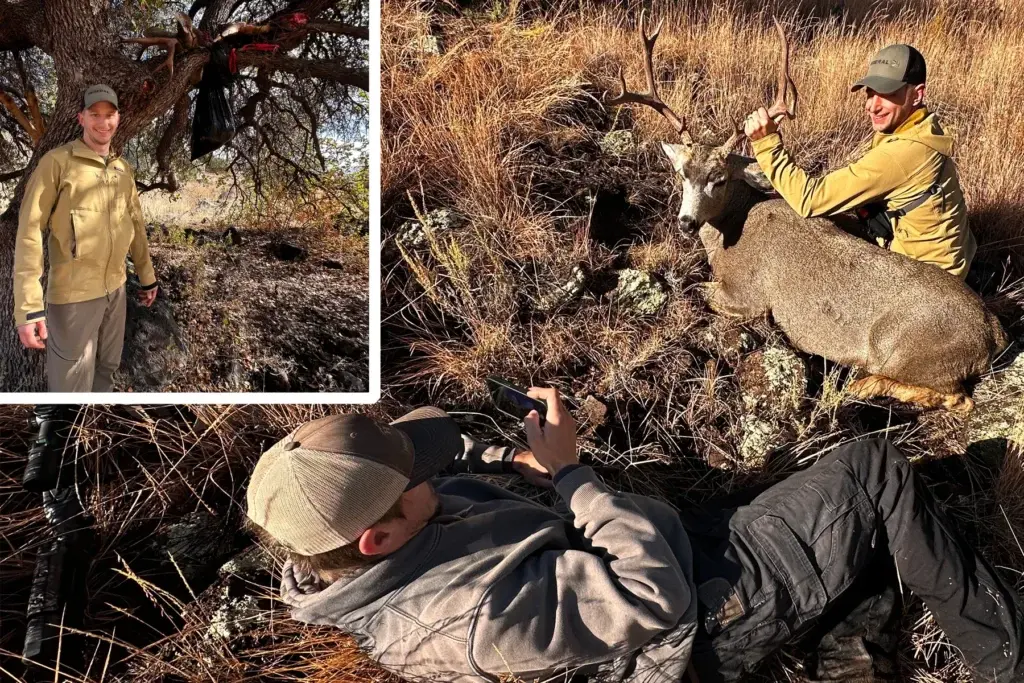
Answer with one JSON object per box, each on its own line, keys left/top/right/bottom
{"left": 46, "top": 286, "right": 126, "bottom": 392}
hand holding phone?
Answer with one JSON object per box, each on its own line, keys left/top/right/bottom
{"left": 523, "top": 387, "right": 578, "bottom": 478}
{"left": 487, "top": 377, "right": 547, "bottom": 424}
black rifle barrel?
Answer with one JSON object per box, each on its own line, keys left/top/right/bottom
{"left": 21, "top": 405, "right": 91, "bottom": 669}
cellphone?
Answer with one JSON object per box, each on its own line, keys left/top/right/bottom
{"left": 486, "top": 376, "right": 547, "bottom": 423}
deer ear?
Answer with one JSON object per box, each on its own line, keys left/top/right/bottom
{"left": 661, "top": 142, "right": 691, "bottom": 173}
{"left": 739, "top": 159, "right": 774, "bottom": 193}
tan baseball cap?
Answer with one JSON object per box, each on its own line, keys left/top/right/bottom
{"left": 245, "top": 408, "right": 462, "bottom": 555}
{"left": 84, "top": 84, "right": 119, "bottom": 110}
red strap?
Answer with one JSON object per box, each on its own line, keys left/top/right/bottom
{"left": 239, "top": 43, "right": 280, "bottom": 53}
{"left": 228, "top": 47, "right": 237, "bottom": 74}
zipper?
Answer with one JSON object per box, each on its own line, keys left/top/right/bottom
{"left": 104, "top": 158, "right": 113, "bottom": 295}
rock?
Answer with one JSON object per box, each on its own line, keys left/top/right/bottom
{"left": 599, "top": 130, "right": 637, "bottom": 157}
{"left": 158, "top": 510, "right": 236, "bottom": 588}
{"left": 119, "top": 274, "right": 186, "bottom": 391}
{"left": 269, "top": 240, "right": 307, "bottom": 261}
{"left": 613, "top": 268, "right": 667, "bottom": 315}
{"left": 410, "top": 33, "right": 444, "bottom": 56}
{"left": 538, "top": 265, "right": 586, "bottom": 312}
{"left": 967, "top": 346, "right": 1024, "bottom": 460}
{"left": 735, "top": 344, "right": 808, "bottom": 468}
{"left": 738, "top": 414, "right": 783, "bottom": 469}
{"left": 322, "top": 257, "right": 345, "bottom": 270}
{"left": 738, "top": 345, "right": 806, "bottom": 418}
{"left": 397, "top": 208, "right": 463, "bottom": 250}
{"left": 581, "top": 395, "right": 609, "bottom": 425}
{"left": 207, "top": 588, "right": 262, "bottom": 644}
{"left": 218, "top": 545, "right": 276, "bottom": 581}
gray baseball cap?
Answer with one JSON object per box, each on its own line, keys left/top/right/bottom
{"left": 83, "top": 84, "right": 118, "bottom": 110}
{"left": 851, "top": 44, "right": 926, "bottom": 95}
{"left": 245, "top": 408, "right": 462, "bottom": 555}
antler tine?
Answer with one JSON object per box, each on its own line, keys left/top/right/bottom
{"left": 765, "top": 18, "right": 798, "bottom": 120}
{"left": 606, "top": 10, "right": 691, "bottom": 142}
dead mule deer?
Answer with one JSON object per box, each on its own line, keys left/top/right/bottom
{"left": 608, "top": 14, "right": 1008, "bottom": 411}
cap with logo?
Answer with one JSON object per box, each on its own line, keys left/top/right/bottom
{"left": 245, "top": 407, "right": 463, "bottom": 555}
{"left": 851, "top": 44, "right": 926, "bottom": 95}
{"left": 83, "top": 84, "right": 119, "bottom": 110}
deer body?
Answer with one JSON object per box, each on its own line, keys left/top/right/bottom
{"left": 699, "top": 192, "right": 1007, "bottom": 403}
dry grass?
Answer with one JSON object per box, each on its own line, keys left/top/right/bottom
{"left": 380, "top": 0, "right": 1024, "bottom": 680}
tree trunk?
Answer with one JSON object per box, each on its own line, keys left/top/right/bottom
{"left": 0, "top": 207, "right": 44, "bottom": 390}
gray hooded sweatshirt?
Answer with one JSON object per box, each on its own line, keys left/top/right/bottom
{"left": 281, "top": 465, "right": 698, "bottom": 682}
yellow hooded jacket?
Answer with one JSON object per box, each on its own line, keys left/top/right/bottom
{"left": 751, "top": 108, "right": 976, "bottom": 278}
{"left": 13, "top": 139, "right": 158, "bottom": 326}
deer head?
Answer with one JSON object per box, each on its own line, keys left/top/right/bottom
{"left": 608, "top": 13, "right": 797, "bottom": 230}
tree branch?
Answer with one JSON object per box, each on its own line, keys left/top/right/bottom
{"left": 14, "top": 52, "right": 45, "bottom": 142}
{"left": 233, "top": 53, "right": 367, "bottom": 90}
{"left": 305, "top": 21, "right": 369, "bottom": 40}
{"left": 0, "top": 91, "right": 38, "bottom": 144}
{"left": 0, "top": 167, "right": 26, "bottom": 182}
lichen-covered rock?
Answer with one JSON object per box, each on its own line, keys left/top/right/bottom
{"left": 538, "top": 265, "right": 586, "bottom": 312}
{"left": 206, "top": 587, "right": 263, "bottom": 644}
{"left": 738, "top": 414, "right": 782, "bottom": 469}
{"left": 397, "top": 208, "right": 463, "bottom": 249}
{"left": 218, "top": 544, "right": 276, "bottom": 581}
{"left": 735, "top": 344, "right": 808, "bottom": 468}
{"left": 600, "top": 130, "right": 637, "bottom": 157}
{"left": 739, "top": 345, "right": 807, "bottom": 418}
{"left": 967, "top": 348, "right": 1024, "bottom": 458}
{"left": 614, "top": 269, "right": 667, "bottom": 315}
{"left": 410, "top": 33, "right": 444, "bottom": 57}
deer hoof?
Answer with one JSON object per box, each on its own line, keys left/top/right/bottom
{"left": 943, "top": 394, "right": 974, "bottom": 413}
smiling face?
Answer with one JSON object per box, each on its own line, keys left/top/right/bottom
{"left": 77, "top": 101, "right": 120, "bottom": 149}
{"left": 864, "top": 84, "right": 925, "bottom": 133}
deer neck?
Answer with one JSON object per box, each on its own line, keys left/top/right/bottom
{"left": 704, "top": 179, "right": 764, "bottom": 248}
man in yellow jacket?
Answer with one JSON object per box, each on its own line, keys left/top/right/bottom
{"left": 14, "top": 84, "right": 159, "bottom": 392}
{"left": 744, "top": 44, "right": 976, "bottom": 279}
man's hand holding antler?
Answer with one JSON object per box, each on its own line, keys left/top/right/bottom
{"left": 744, "top": 107, "right": 779, "bottom": 141}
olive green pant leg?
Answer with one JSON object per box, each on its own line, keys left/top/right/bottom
{"left": 93, "top": 286, "right": 126, "bottom": 392}
{"left": 46, "top": 286, "right": 126, "bottom": 392}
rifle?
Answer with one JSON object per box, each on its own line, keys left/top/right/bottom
{"left": 21, "top": 405, "right": 94, "bottom": 673}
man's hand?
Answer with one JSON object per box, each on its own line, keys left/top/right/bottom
{"left": 512, "top": 451, "right": 554, "bottom": 488}
{"left": 744, "top": 107, "right": 779, "bottom": 141}
{"left": 138, "top": 286, "right": 158, "bottom": 307}
{"left": 17, "top": 320, "right": 47, "bottom": 350}
{"left": 523, "top": 387, "right": 578, "bottom": 479}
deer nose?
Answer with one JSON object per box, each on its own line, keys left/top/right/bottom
{"left": 679, "top": 216, "right": 699, "bottom": 232}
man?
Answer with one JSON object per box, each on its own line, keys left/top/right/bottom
{"left": 744, "top": 44, "right": 976, "bottom": 278}
{"left": 14, "top": 84, "right": 158, "bottom": 392}
{"left": 246, "top": 389, "right": 1023, "bottom": 683}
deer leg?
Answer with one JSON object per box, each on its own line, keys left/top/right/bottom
{"left": 847, "top": 375, "right": 974, "bottom": 413}
{"left": 707, "top": 283, "right": 764, "bottom": 319}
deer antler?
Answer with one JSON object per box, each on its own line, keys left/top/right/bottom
{"left": 607, "top": 11, "right": 692, "bottom": 144}
{"left": 766, "top": 18, "right": 797, "bottom": 121}
{"left": 719, "top": 18, "right": 798, "bottom": 155}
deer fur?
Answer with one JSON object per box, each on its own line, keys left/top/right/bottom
{"left": 662, "top": 141, "right": 1009, "bottom": 411}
